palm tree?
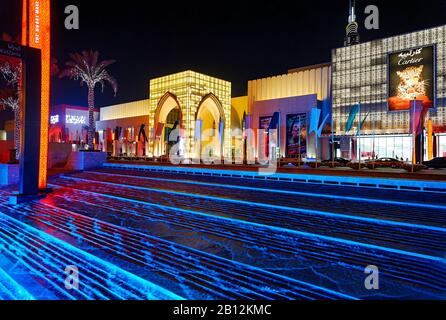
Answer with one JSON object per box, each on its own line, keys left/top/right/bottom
{"left": 0, "top": 33, "right": 21, "bottom": 160}
{"left": 60, "top": 50, "right": 117, "bottom": 150}
{"left": 0, "top": 61, "right": 22, "bottom": 160}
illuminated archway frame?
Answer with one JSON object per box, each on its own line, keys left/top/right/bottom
{"left": 154, "top": 92, "right": 183, "bottom": 127}
{"left": 153, "top": 92, "right": 183, "bottom": 157}
{"left": 148, "top": 71, "right": 232, "bottom": 160}
{"left": 195, "top": 93, "right": 226, "bottom": 158}
{"left": 22, "top": 0, "right": 51, "bottom": 190}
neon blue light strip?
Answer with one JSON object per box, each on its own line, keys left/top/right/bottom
{"left": 54, "top": 177, "right": 446, "bottom": 262}
{"left": 61, "top": 174, "right": 446, "bottom": 233}
{"left": 103, "top": 163, "right": 446, "bottom": 192}
{"left": 93, "top": 170, "right": 446, "bottom": 211}
{"left": 37, "top": 200, "right": 327, "bottom": 300}
{"left": 0, "top": 211, "right": 184, "bottom": 300}
{"left": 0, "top": 265, "right": 35, "bottom": 300}
{"left": 45, "top": 184, "right": 357, "bottom": 300}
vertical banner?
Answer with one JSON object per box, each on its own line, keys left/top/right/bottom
{"left": 409, "top": 100, "right": 424, "bottom": 135}
{"left": 194, "top": 119, "right": 202, "bottom": 163}
{"left": 245, "top": 114, "right": 255, "bottom": 164}
{"left": 218, "top": 120, "right": 224, "bottom": 158}
{"left": 259, "top": 116, "right": 273, "bottom": 132}
{"left": 388, "top": 46, "right": 435, "bottom": 111}
{"left": 428, "top": 119, "right": 433, "bottom": 160}
{"left": 259, "top": 116, "right": 272, "bottom": 159}
{"left": 309, "top": 108, "right": 321, "bottom": 135}
{"left": 286, "top": 114, "right": 307, "bottom": 158}
{"left": 23, "top": 0, "right": 51, "bottom": 190}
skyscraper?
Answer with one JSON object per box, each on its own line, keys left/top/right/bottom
{"left": 344, "top": 0, "right": 360, "bottom": 46}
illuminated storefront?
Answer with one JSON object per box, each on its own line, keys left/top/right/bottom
{"left": 248, "top": 64, "right": 332, "bottom": 160}
{"left": 96, "top": 99, "right": 150, "bottom": 156}
{"left": 49, "top": 105, "right": 99, "bottom": 144}
{"left": 149, "top": 71, "right": 231, "bottom": 160}
{"left": 332, "top": 25, "right": 446, "bottom": 161}
{"left": 98, "top": 71, "right": 237, "bottom": 160}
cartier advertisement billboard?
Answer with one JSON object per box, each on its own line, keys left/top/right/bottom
{"left": 388, "top": 45, "right": 435, "bottom": 111}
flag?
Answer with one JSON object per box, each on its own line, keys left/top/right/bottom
{"left": 318, "top": 113, "right": 330, "bottom": 137}
{"left": 345, "top": 104, "right": 359, "bottom": 133}
{"left": 309, "top": 108, "right": 329, "bottom": 138}
{"left": 356, "top": 112, "right": 370, "bottom": 135}
{"left": 218, "top": 120, "right": 224, "bottom": 146}
{"left": 268, "top": 112, "right": 280, "bottom": 130}
{"left": 409, "top": 100, "right": 424, "bottom": 136}
{"left": 309, "top": 108, "right": 321, "bottom": 135}
{"left": 155, "top": 122, "right": 164, "bottom": 137}
{"left": 195, "top": 119, "right": 202, "bottom": 141}
{"left": 138, "top": 124, "right": 148, "bottom": 142}
{"left": 242, "top": 111, "right": 246, "bottom": 131}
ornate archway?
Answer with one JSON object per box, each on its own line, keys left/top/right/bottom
{"left": 154, "top": 92, "right": 183, "bottom": 157}
{"left": 195, "top": 93, "right": 225, "bottom": 160}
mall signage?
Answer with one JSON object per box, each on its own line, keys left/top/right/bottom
{"left": 388, "top": 45, "right": 435, "bottom": 111}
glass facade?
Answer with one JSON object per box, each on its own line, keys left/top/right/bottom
{"left": 332, "top": 25, "right": 446, "bottom": 136}
{"left": 439, "top": 135, "right": 446, "bottom": 157}
{"left": 358, "top": 135, "right": 412, "bottom": 161}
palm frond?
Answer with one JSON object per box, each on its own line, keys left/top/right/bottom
{"left": 60, "top": 50, "right": 118, "bottom": 95}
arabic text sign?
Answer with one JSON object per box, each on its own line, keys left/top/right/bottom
{"left": 0, "top": 41, "right": 22, "bottom": 59}
{"left": 66, "top": 114, "right": 86, "bottom": 125}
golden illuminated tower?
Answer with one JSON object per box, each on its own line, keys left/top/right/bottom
{"left": 21, "top": 0, "right": 51, "bottom": 190}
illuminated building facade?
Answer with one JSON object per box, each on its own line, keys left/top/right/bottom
{"left": 332, "top": 25, "right": 446, "bottom": 160}
{"left": 49, "top": 105, "right": 99, "bottom": 144}
{"left": 248, "top": 64, "right": 332, "bottom": 159}
{"left": 97, "top": 71, "right": 235, "bottom": 160}
{"left": 96, "top": 100, "right": 150, "bottom": 155}
{"left": 149, "top": 71, "right": 231, "bottom": 160}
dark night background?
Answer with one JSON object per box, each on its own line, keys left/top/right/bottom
{"left": 0, "top": 0, "right": 446, "bottom": 127}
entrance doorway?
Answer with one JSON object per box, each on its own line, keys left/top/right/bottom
{"left": 196, "top": 94, "right": 225, "bottom": 161}
{"left": 154, "top": 92, "right": 182, "bottom": 157}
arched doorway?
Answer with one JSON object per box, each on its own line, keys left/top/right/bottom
{"left": 154, "top": 92, "right": 183, "bottom": 157}
{"left": 195, "top": 94, "right": 225, "bottom": 161}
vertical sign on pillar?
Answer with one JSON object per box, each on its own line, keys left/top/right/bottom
{"left": 22, "top": 0, "right": 51, "bottom": 190}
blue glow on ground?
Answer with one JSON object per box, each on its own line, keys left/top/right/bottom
{"left": 92, "top": 170, "right": 446, "bottom": 211}
{"left": 88, "top": 171, "right": 446, "bottom": 232}
{"left": 0, "top": 266, "right": 35, "bottom": 300}
{"left": 0, "top": 211, "right": 184, "bottom": 300}
{"left": 55, "top": 176, "right": 446, "bottom": 261}
{"left": 28, "top": 195, "right": 359, "bottom": 300}
{"left": 2, "top": 165, "right": 445, "bottom": 300}
{"left": 103, "top": 163, "right": 446, "bottom": 194}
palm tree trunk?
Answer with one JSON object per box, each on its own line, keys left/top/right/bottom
{"left": 14, "top": 108, "right": 20, "bottom": 160}
{"left": 88, "top": 85, "right": 95, "bottom": 150}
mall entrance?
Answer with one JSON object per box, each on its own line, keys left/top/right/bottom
{"left": 195, "top": 94, "right": 225, "bottom": 161}
{"left": 154, "top": 92, "right": 183, "bottom": 157}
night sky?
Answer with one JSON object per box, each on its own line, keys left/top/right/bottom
{"left": 0, "top": 0, "right": 446, "bottom": 126}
